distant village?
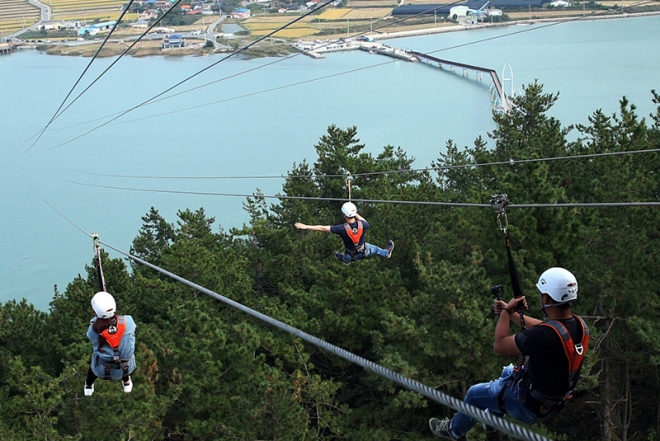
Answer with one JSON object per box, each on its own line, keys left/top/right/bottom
{"left": 7, "top": 0, "right": 341, "bottom": 51}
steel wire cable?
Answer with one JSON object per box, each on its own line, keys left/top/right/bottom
{"left": 66, "top": 147, "right": 660, "bottom": 181}
{"left": 27, "top": 0, "right": 140, "bottom": 150}
{"left": 53, "top": 177, "right": 660, "bottom": 208}
{"left": 99, "top": 238, "right": 552, "bottom": 441}
{"left": 43, "top": 0, "right": 658, "bottom": 138}
{"left": 39, "top": 0, "right": 187, "bottom": 121}
{"left": 45, "top": 0, "right": 340, "bottom": 152}
{"left": 28, "top": 179, "right": 554, "bottom": 441}
{"left": 44, "top": 1, "right": 467, "bottom": 134}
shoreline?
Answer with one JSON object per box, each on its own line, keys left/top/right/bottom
{"left": 20, "top": 10, "right": 660, "bottom": 58}
{"left": 367, "top": 10, "right": 660, "bottom": 41}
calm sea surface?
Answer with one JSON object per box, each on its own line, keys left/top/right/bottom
{"left": 1, "top": 15, "right": 659, "bottom": 310}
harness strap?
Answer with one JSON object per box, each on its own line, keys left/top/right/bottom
{"left": 99, "top": 357, "right": 131, "bottom": 379}
{"left": 539, "top": 315, "right": 590, "bottom": 383}
{"left": 343, "top": 221, "right": 365, "bottom": 255}
{"left": 509, "top": 316, "right": 590, "bottom": 418}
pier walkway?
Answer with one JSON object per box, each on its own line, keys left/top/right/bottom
{"left": 0, "top": 41, "right": 14, "bottom": 54}
{"left": 410, "top": 51, "right": 510, "bottom": 113}
{"left": 292, "top": 38, "right": 511, "bottom": 113}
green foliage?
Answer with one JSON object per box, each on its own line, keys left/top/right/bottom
{"left": 1, "top": 86, "right": 659, "bottom": 440}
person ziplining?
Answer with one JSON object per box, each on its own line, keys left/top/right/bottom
{"left": 429, "top": 196, "right": 590, "bottom": 441}
{"left": 295, "top": 202, "right": 394, "bottom": 265}
{"left": 84, "top": 235, "right": 137, "bottom": 396}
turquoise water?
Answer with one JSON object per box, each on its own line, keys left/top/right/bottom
{"left": 1, "top": 15, "right": 659, "bottom": 310}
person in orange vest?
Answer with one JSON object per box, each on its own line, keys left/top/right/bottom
{"left": 429, "top": 267, "right": 589, "bottom": 441}
{"left": 84, "top": 291, "right": 137, "bottom": 396}
{"left": 294, "top": 202, "right": 394, "bottom": 265}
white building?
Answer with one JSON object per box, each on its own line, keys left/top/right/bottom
{"left": 449, "top": 5, "right": 469, "bottom": 19}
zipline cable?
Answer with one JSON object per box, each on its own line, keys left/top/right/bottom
{"left": 66, "top": 147, "right": 660, "bottom": 181}
{"left": 41, "top": 0, "right": 462, "bottom": 136}
{"left": 53, "top": 177, "right": 660, "bottom": 208}
{"left": 45, "top": 1, "right": 468, "bottom": 134}
{"left": 34, "top": 0, "right": 188, "bottom": 127}
{"left": 30, "top": 181, "right": 552, "bottom": 441}
{"left": 43, "top": 0, "right": 658, "bottom": 138}
{"left": 98, "top": 237, "right": 552, "bottom": 441}
{"left": 45, "top": 0, "right": 339, "bottom": 152}
{"left": 27, "top": 0, "right": 139, "bottom": 150}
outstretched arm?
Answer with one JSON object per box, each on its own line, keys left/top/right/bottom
{"left": 295, "top": 222, "right": 331, "bottom": 232}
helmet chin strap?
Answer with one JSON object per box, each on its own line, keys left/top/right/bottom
{"left": 539, "top": 296, "right": 571, "bottom": 318}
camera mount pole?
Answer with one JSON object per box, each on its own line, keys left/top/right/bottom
{"left": 490, "top": 194, "right": 526, "bottom": 330}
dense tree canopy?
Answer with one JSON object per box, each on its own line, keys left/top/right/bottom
{"left": 1, "top": 85, "right": 659, "bottom": 440}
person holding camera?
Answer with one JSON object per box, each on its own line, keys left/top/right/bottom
{"left": 429, "top": 267, "right": 589, "bottom": 441}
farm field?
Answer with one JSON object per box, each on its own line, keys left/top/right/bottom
{"left": 342, "top": 8, "right": 392, "bottom": 19}
{"left": 0, "top": 0, "right": 40, "bottom": 35}
{"left": 243, "top": 7, "right": 392, "bottom": 38}
{"left": 317, "top": 8, "right": 353, "bottom": 19}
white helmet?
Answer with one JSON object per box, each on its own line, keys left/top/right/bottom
{"left": 536, "top": 267, "right": 578, "bottom": 304}
{"left": 341, "top": 202, "right": 357, "bottom": 218}
{"left": 91, "top": 291, "right": 116, "bottom": 319}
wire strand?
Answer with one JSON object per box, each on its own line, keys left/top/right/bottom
{"left": 65, "top": 147, "right": 660, "bottom": 180}
{"left": 53, "top": 177, "right": 660, "bottom": 208}
{"left": 99, "top": 238, "right": 552, "bottom": 441}
{"left": 45, "top": 0, "right": 339, "bottom": 152}
{"left": 27, "top": 0, "right": 139, "bottom": 150}
{"left": 42, "top": 2, "right": 657, "bottom": 140}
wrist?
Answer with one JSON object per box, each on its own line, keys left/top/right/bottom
{"left": 503, "top": 308, "right": 513, "bottom": 315}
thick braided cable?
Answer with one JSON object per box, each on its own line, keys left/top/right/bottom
{"left": 101, "top": 240, "right": 551, "bottom": 441}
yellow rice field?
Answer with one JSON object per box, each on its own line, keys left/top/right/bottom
{"left": 244, "top": 22, "right": 311, "bottom": 30}
{"left": 342, "top": 8, "right": 392, "bottom": 19}
{"left": 56, "top": 11, "right": 139, "bottom": 21}
{"left": 249, "top": 28, "right": 321, "bottom": 37}
{"left": 244, "top": 20, "right": 320, "bottom": 38}
{"left": 244, "top": 15, "right": 313, "bottom": 23}
{"left": 317, "top": 8, "right": 352, "bottom": 19}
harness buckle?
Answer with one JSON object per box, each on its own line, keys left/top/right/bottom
{"left": 575, "top": 343, "right": 584, "bottom": 355}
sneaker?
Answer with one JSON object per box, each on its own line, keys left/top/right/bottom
{"left": 84, "top": 383, "right": 94, "bottom": 396}
{"left": 386, "top": 240, "right": 394, "bottom": 258}
{"left": 335, "top": 252, "right": 350, "bottom": 265}
{"left": 123, "top": 377, "right": 133, "bottom": 393}
{"left": 429, "top": 418, "right": 465, "bottom": 441}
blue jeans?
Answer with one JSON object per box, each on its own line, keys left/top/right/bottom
{"left": 450, "top": 365, "right": 540, "bottom": 438}
{"left": 341, "top": 243, "right": 389, "bottom": 263}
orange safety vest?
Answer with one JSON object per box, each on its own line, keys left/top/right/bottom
{"left": 100, "top": 315, "right": 126, "bottom": 350}
{"left": 343, "top": 221, "right": 364, "bottom": 247}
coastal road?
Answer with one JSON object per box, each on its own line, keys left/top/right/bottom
{"left": 205, "top": 15, "right": 230, "bottom": 48}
